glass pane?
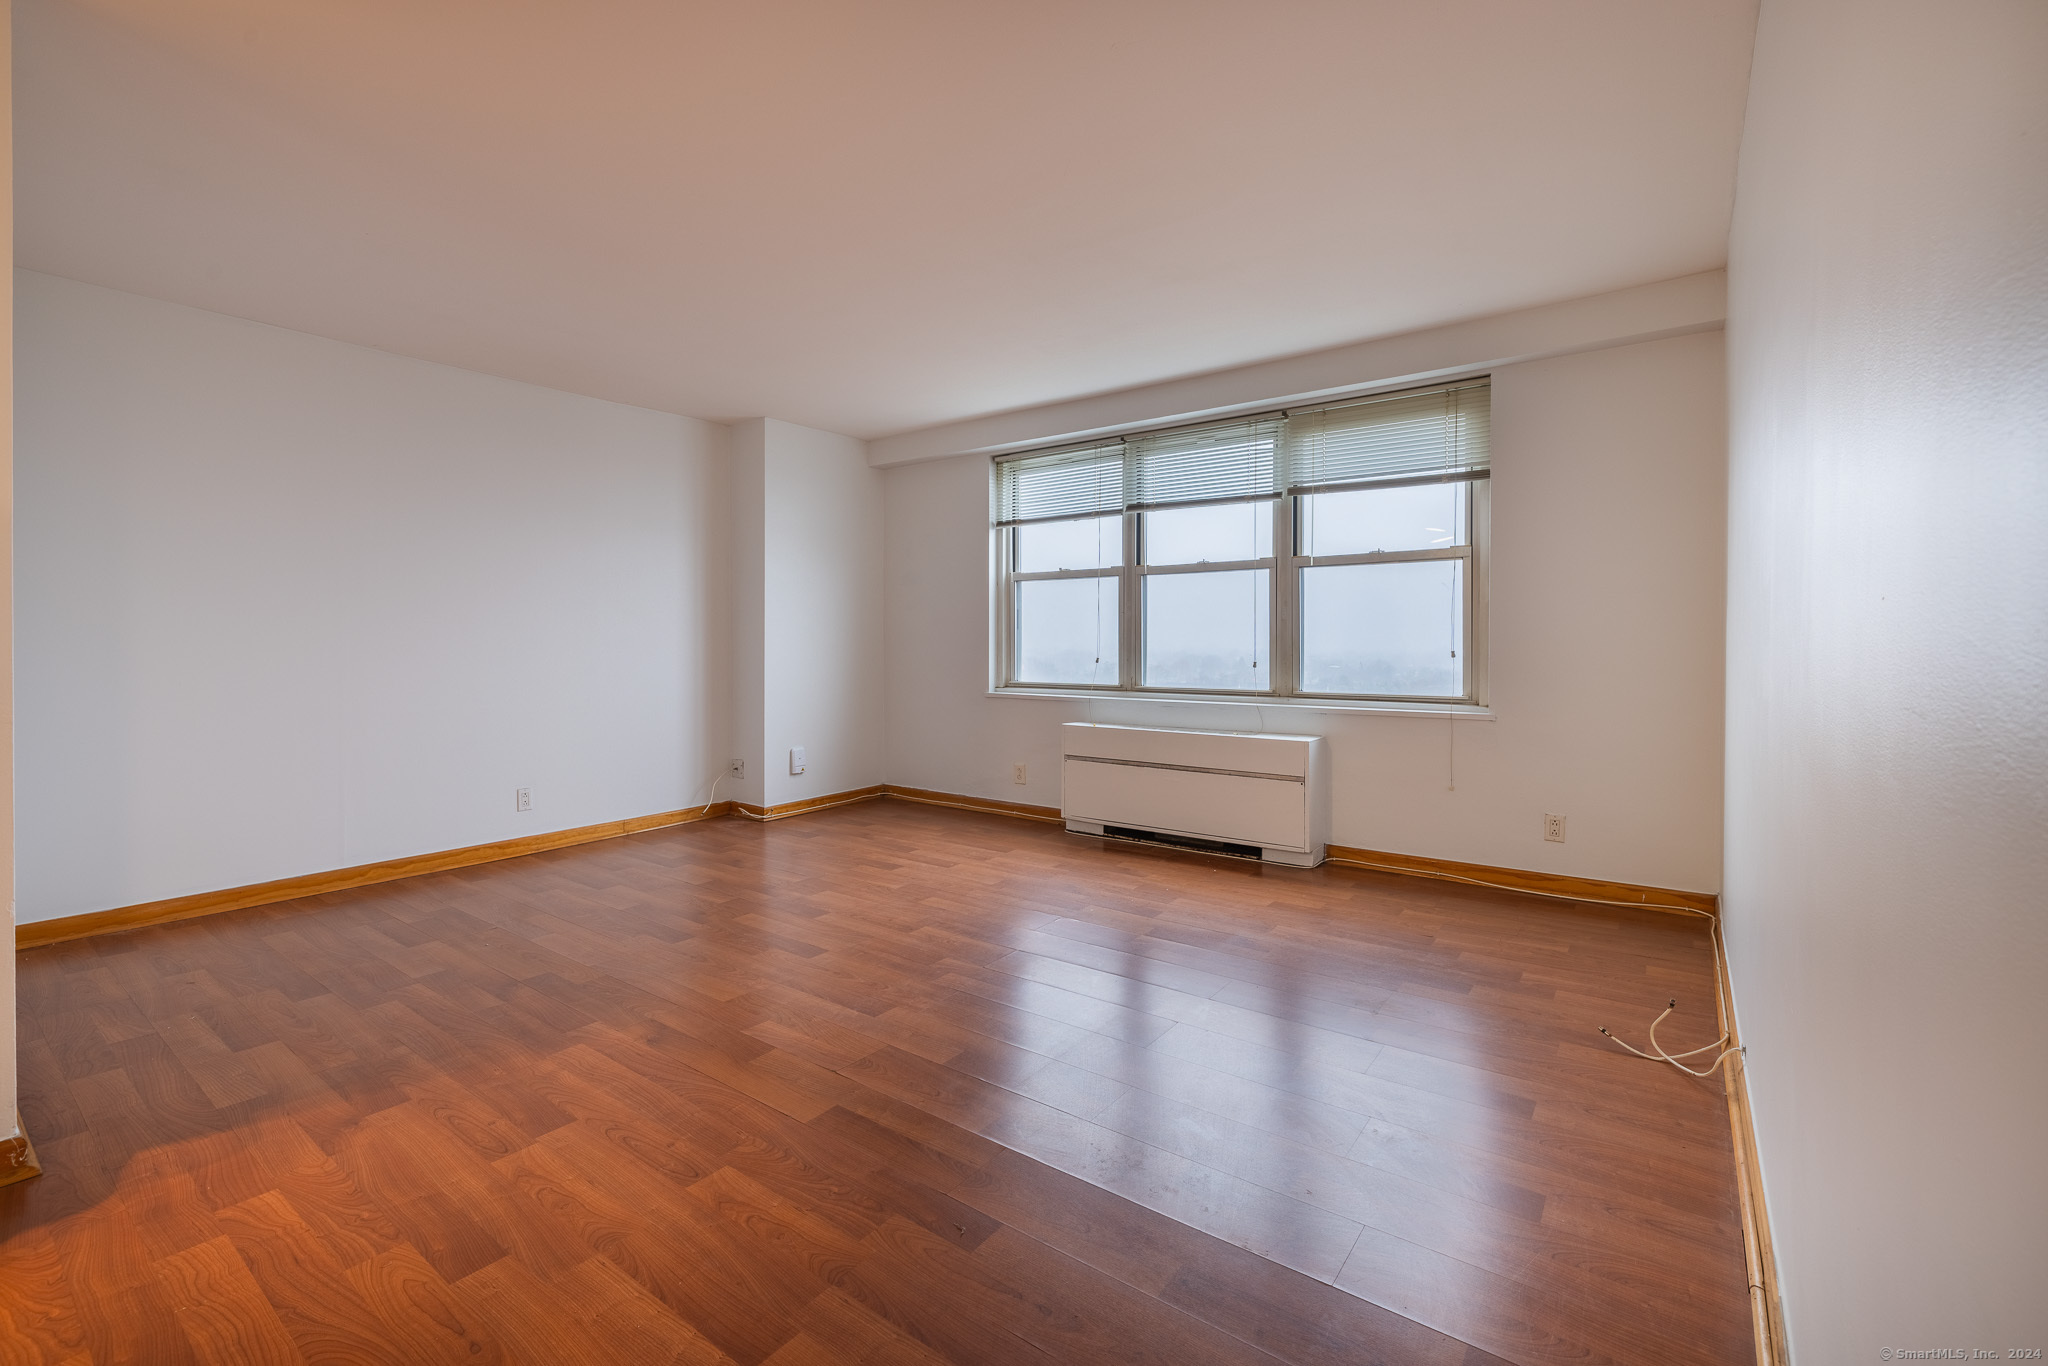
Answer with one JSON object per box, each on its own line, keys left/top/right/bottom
{"left": 1300, "top": 482, "right": 1468, "bottom": 558}
{"left": 1143, "top": 569, "right": 1270, "bottom": 691}
{"left": 1301, "top": 559, "right": 1463, "bottom": 697}
{"left": 1016, "top": 515, "right": 1121, "bottom": 573}
{"left": 1142, "top": 501, "right": 1274, "bottom": 566}
{"left": 1016, "top": 577, "right": 1119, "bottom": 685}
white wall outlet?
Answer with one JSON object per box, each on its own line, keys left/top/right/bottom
{"left": 1013, "top": 763, "right": 1028, "bottom": 785}
{"left": 789, "top": 746, "right": 806, "bottom": 776}
{"left": 516, "top": 787, "right": 532, "bottom": 813}
{"left": 1544, "top": 812, "right": 1566, "bottom": 843}
{"left": 729, "top": 759, "right": 745, "bottom": 779}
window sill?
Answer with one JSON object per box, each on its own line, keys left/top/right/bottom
{"left": 987, "top": 686, "right": 1495, "bottom": 720}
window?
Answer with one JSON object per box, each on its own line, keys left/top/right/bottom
{"left": 996, "top": 380, "right": 1489, "bottom": 704}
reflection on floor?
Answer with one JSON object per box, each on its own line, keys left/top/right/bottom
{"left": 3, "top": 798, "right": 1751, "bottom": 1365}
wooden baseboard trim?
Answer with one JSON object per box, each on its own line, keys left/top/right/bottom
{"left": 880, "top": 785, "right": 1063, "bottom": 823}
{"left": 1323, "top": 844, "right": 1718, "bottom": 916}
{"left": 731, "top": 786, "right": 887, "bottom": 821}
{"left": 869, "top": 788, "right": 1714, "bottom": 911}
{"left": 0, "top": 1114, "right": 43, "bottom": 1189}
{"left": 14, "top": 780, "right": 1714, "bottom": 957}
{"left": 1711, "top": 922, "right": 1789, "bottom": 1366}
{"left": 15, "top": 803, "right": 734, "bottom": 950}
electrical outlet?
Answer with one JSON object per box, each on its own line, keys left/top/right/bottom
{"left": 516, "top": 787, "right": 532, "bottom": 813}
{"left": 729, "top": 759, "right": 745, "bottom": 779}
{"left": 789, "top": 746, "right": 806, "bottom": 776}
{"left": 1544, "top": 813, "right": 1566, "bottom": 843}
{"left": 1012, "top": 763, "right": 1028, "bottom": 785}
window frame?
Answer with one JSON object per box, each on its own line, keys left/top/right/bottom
{"left": 996, "top": 478, "right": 1489, "bottom": 706}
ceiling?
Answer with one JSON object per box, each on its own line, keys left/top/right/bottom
{"left": 15, "top": 0, "right": 1758, "bottom": 440}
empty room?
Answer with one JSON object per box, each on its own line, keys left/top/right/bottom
{"left": 2, "top": 2, "right": 2042, "bottom": 1364}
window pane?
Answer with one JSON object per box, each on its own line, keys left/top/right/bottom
{"left": 1142, "top": 501, "right": 1274, "bottom": 566}
{"left": 1016, "top": 577, "right": 1119, "bottom": 685}
{"left": 1016, "top": 515, "right": 1121, "bottom": 573}
{"left": 1300, "top": 482, "right": 1468, "bottom": 558}
{"left": 1143, "top": 569, "right": 1270, "bottom": 691}
{"left": 1301, "top": 559, "right": 1463, "bottom": 697}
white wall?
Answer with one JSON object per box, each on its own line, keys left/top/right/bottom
{"left": 727, "top": 420, "right": 769, "bottom": 809}
{"left": 758, "top": 420, "right": 884, "bottom": 808}
{"left": 14, "top": 270, "right": 731, "bottom": 924}
{"left": 1724, "top": 0, "right": 2048, "bottom": 1356}
{"left": 726, "top": 418, "right": 885, "bottom": 809}
{"left": 2, "top": 0, "right": 17, "bottom": 1143}
{"left": 883, "top": 329, "right": 1727, "bottom": 893}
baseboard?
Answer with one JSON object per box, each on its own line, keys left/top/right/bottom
{"left": 732, "top": 786, "right": 888, "bottom": 821}
{"left": 1711, "top": 923, "right": 1789, "bottom": 1366}
{"left": 0, "top": 1114, "right": 43, "bottom": 1189}
{"left": 14, "top": 803, "right": 733, "bottom": 949}
{"left": 881, "top": 785, "right": 1062, "bottom": 823}
{"left": 14, "top": 780, "right": 1712, "bottom": 953}
{"left": 732, "top": 784, "right": 1064, "bottom": 824}
{"left": 1323, "top": 844, "right": 1718, "bottom": 916}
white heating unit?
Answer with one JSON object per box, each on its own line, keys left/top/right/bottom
{"left": 1060, "top": 723, "right": 1330, "bottom": 867}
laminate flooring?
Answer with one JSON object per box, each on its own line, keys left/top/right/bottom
{"left": 4, "top": 798, "right": 1754, "bottom": 1365}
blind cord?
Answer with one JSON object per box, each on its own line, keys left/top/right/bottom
{"left": 1249, "top": 500, "right": 1260, "bottom": 674}
{"left": 1447, "top": 552, "right": 1457, "bottom": 792}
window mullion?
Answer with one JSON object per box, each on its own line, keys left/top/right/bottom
{"left": 1459, "top": 544, "right": 1474, "bottom": 702}
{"left": 1274, "top": 497, "right": 1299, "bottom": 696}
{"left": 1468, "top": 479, "right": 1490, "bottom": 706}
{"left": 1001, "top": 526, "right": 1019, "bottom": 687}
{"left": 1119, "top": 509, "right": 1140, "bottom": 689}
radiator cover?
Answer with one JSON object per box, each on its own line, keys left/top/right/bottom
{"left": 1059, "top": 723, "right": 1330, "bottom": 867}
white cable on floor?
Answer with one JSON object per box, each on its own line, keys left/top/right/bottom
{"left": 1601, "top": 998, "right": 1743, "bottom": 1078}
{"left": 1588, "top": 896, "right": 1746, "bottom": 1077}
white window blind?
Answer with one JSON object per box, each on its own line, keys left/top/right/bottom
{"left": 1282, "top": 381, "right": 1491, "bottom": 493}
{"left": 993, "top": 381, "right": 1488, "bottom": 525}
{"left": 1128, "top": 417, "right": 1285, "bottom": 510}
{"left": 992, "top": 442, "right": 1124, "bottom": 525}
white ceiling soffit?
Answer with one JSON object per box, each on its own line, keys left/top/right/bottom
{"left": 868, "top": 269, "right": 1727, "bottom": 466}
{"left": 16, "top": 0, "right": 1759, "bottom": 441}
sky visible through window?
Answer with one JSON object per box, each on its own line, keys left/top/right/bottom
{"left": 1011, "top": 483, "right": 1469, "bottom": 697}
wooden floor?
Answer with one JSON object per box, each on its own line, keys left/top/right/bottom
{"left": 3, "top": 798, "right": 1754, "bottom": 1366}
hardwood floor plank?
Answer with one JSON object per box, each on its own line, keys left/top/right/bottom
{"left": 14, "top": 1038, "right": 87, "bottom": 1149}
{"left": 495, "top": 1137, "right": 814, "bottom": 1365}
{"left": 0, "top": 1229, "right": 89, "bottom": 1366}
{"left": 214, "top": 1190, "right": 409, "bottom": 1364}
{"left": 153, "top": 1236, "right": 307, "bottom": 1366}
{"left": 56, "top": 1207, "right": 202, "bottom": 1366}
{"left": 789, "top": 1287, "right": 953, "bottom": 1366}
{"left": 1161, "top": 1236, "right": 1512, "bottom": 1366}
{"left": 343, "top": 1242, "right": 506, "bottom": 1366}
{"left": 455, "top": 1256, "right": 632, "bottom": 1366}
{"left": 557, "top": 1254, "right": 740, "bottom": 1366}
{"left": 153, "top": 1015, "right": 271, "bottom": 1110}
